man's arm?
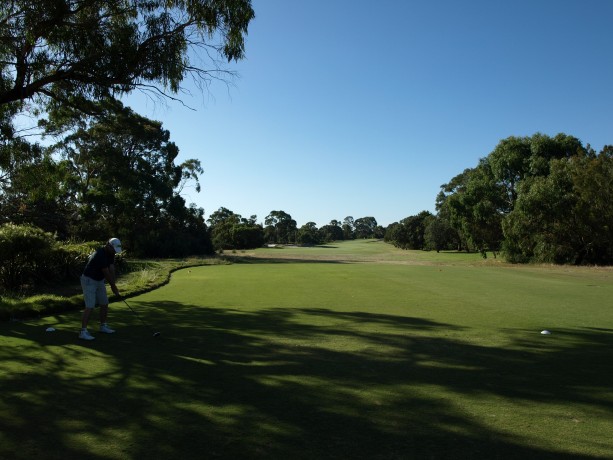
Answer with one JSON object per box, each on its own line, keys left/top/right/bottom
{"left": 102, "top": 266, "right": 120, "bottom": 297}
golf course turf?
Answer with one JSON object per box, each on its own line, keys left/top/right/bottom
{"left": 1, "top": 240, "right": 612, "bottom": 459}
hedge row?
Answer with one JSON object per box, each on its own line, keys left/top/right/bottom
{"left": 0, "top": 223, "right": 125, "bottom": 292}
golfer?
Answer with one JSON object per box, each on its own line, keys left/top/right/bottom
{"left": 79, "top": 238, "right": 122, "bottom": 340}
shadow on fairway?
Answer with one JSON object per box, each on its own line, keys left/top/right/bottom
{"left": 222, "top": 255, "right": 348, "bottom": 265}
{"left": 1, "top": 304, "right": 612, "bottom": 459}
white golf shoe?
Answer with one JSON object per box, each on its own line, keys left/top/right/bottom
{"left": 79, "top": 329, "right": 95, "bottom": 340}
{"left": 99, "top": 324, "right": 115, "bottom": 334}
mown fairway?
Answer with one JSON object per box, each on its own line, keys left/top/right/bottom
{"left": 1, "top": 240, "right": 612, "bottom": 459}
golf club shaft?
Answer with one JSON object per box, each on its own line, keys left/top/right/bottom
{"left": 122, "top": 299, "right": 160, "bottom": 336}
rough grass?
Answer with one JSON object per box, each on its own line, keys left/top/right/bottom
{"left": 1, "top": 240, "right": 612, "bottom": 459}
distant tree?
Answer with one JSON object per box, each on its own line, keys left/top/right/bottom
{"left": 383, "top": 222, "right": 399, "bottom": 244}
{"left": 342, "top": 216, "right": 354, "bottom": 239}
{"left": 438, "top": 133, "right": 590, "bottom": 258}
{"left": 354, "top": 216, "right": 377, "bottom": 239}
{"left": 572, "top": 146, "right": 613, "bottom": 263}
{"left": 207, "top": 207, "right": 263, "bottom": 250}
{"left": 385, "top": 211, "right": 432, "bottom": 250}
{"left": 265, "top": 210, "right": 297, "bottom": 244}
{"left": 436, "top": 169, "right": 471, "bottom": 251}
{"left": 424, "top": 215, "right": 458, "bottom": 252}
{"left": 231, "top": 224, "right": 264, "bottom": 250}
{"left": 319, "top": 220, "right": 344, "bottom": 242}
{"left": 434, "top": 189, "right": 464, "bottom": 251}
{"left": 208, "top": 207, "right": 241, "bottom": 249}
{"left": 297, "top": 222, "right": 320, "bottom": 245}
{"left": 208, "top": 207, "right": 237, "bottom": 228}
{"left": 374, "top": 225, "right": 386, "bottom": 239}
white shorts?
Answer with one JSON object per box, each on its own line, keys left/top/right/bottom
{"left": 80, "top": 275, "right": 109, "bottom": 309}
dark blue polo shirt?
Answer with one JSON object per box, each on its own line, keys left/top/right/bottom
{"left": 83, "top": 247, "right": 115, "bottom": 281}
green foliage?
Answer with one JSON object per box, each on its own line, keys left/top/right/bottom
{"left": 208, "top": 207, "right": 264, "bottom": 250}
{"left": 297, "top": 222, "right": 320, "bottom": 245}
{"left": 385, "top": 211, "right": 433, "bottom": 250}
{"left": 0, "top": 0, "right": 255, "bottom": 109}
{"left": 0, "top": 223, "right": 56, "bottom": 290}
{"left": 342, "top": 216, "right": 355, "bottom": 239}
{"left": 439, "top": 162, "right": 505, "bottom": 255}
{"left": 439, "top": 133, "right": 612, "bottom": 264}
{"left": 2, "top": 99, "right": 214, "bottom": 258}
{"left": 265, "top": 210, "right": 297, "bottom": 244}
{"left": 1, "top": 1, "right": 251, "bottom": 260}
{"left": 354, "top": 216, "right": 378, "bottom": 239}
{"left": 231, "top": 224, "right": 265, "bottom": 249}
{"left": 47, "top": 241, "right": 102, "bottom": 281}
{"left": 0, "top": 143, "right": 75, "bottom": 237}
{"left": 503, "top": 152, "right": 613, "bottom": 264}
{"left": 319, "top": 221, "right": 344, "bottom": 242}
{"left": 423, "top": 215, "right": 459, "bottom": 252}
{"left": 0, "top": 222, "right": 123, "bottom": 294}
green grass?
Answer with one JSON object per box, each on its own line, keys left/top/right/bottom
{"left": 1, "top": 240, "right": 612, "bottom": 459}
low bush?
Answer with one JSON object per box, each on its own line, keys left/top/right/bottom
{"left": 0, "top": 223, "right": 57, "bottom": 291}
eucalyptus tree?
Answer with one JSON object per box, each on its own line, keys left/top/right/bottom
{"left": 264, "top": 210, "right": 297, "bottom": 244}
{"left": 207, "top": 207, "right": 240, "bottom": 249}
{"left": 438, "top": 162, "right": 506, "bottom": 256}
{"left": 503, "top": 146, "right": 613, "bottom": 264}
{"left": 319, "top": 220, "right": 344, "bottom": 242}
{"left": 207, "top": 207, "right": 263, "bottom": 250}
{"left": 354, "top": 216, "right": 377, "bottom": 239}
{"left": 385, "top": 211, "right": 432, "bottom": 250}
{"left": 423, "top": 215, "right": 458, "bottom": 252}
{"left": 52, "top": 99, "right": 208, "bottom": 255}
{"left": 0, "top": 0, "right": 254, "bottom": 111}
{"left": 487, "top": 133, "right": 586, "bottom": 210}
{"left": 0, "top": 139, "right": 75, "bottom": 236}
{"left": 297, "top": 222, "right": 320, "bottom": 245}
{"left": 342, "top": 216, "right": 354, "bottom": 239}
{"left": 437, "top": 133, "right": 585, "bottom": 257}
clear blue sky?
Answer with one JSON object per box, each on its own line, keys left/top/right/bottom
{"left": 127, "top": 0, "right": 613, "bottom": 228}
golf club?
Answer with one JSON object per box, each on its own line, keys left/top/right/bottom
{"left": 122, "top": 298, "right": 161, "bottom": 337}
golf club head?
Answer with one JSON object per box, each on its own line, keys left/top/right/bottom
{"left": 153, "top": 332, "right": 161, "bottom": 338}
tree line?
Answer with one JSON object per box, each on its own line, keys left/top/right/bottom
{"left": 3, "top": 115, "right": 611, "bottom": 264}
{"left": 386, "top": 133, "right": 613, "bottom": 265}
{"left": 207, "top": 210, "right": 385, "bottom": 250}
{"left": 2, "top": 100, "right": 212, "bottom": 257}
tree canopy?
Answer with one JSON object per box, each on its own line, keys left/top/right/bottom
{"left": 0, "top": 0, "right": 254, "bottom": 257}
{"left": 1, "top": 99, "right": 211, "bottom": 256}
{"left": 432, "top": 133, "right": 613, "bottom": 264}
{"left": 0, "top": 0, "right": 255, "bottom": 111}
{"left": 207, "top": 207, "right": 262, "bottom": 250}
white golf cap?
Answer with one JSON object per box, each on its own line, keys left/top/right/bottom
{"left": 108, "top": 238, "right": 122, "bottom": 254}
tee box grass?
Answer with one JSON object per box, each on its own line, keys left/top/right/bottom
{"left": 1, "top": 240, "right": 612, "bottom": 459}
